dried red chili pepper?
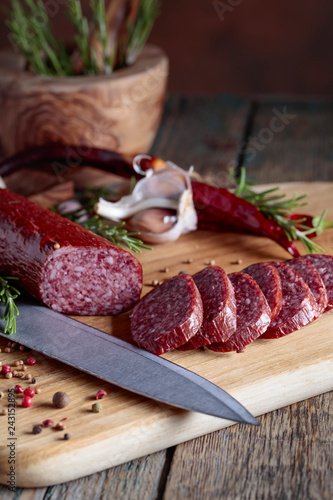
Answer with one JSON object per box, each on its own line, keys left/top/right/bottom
{"left": 0, "top": 145, "right": 303, "bottom": 257}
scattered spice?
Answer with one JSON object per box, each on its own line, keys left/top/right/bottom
{"left": 184, "top": 259, "right": 193, "bottom": 264}
{"left": 161, "top": 267, "right": 169, "bottom": 273}
{"left": 92, "top": 402, "right": 103, "bottom": 413}
{"left": 11, "top": 342, "right": 17, "bottom": 350}
{"left": 19, "top": 360, "right": 24, "bottom": 365}
{"left": 26, "top": 357, "right": 36, "bottom": 366}
{"left": 22, "top": 396, "right": 33, "bottom": 408}
{"left": 0, "top": 361, "right": 2, "bottom": 366}
{"left": 24, "top": 388, "right": 35, "bottom": 398}
{"left": 5, "top": 372, "right": 12, "bottom": 379}
{"left": 178, "top": 270, "right": 189, "bottom": 275}
{"left": 12, "top": 370, "right": 18, "bottom": 377}
{"left": 2, "top": 365, "right": 12, "bottom": 374}
{"left": 206, "top": 260, "right": 215, "bottom": 266}
{"left": 24, "top": 374, "right": 32, "bottom": 381}
{"left": 54, "top": 243, "right": 60, "bottom": 249}
{"left": 2, "top": 408, "right": 8, "bottom": 416}
{"left": 31, "top": 377, "right": 37, "bottom": 385}
{"left": 64, "top": 433, "right": 71, "bottom": 440}
{"left": 19, "top": 345, "right": 25, "bottom": 352}
{"left": 42, "top": 419, "right": 54, "bottom": 428}
{"left": 35, "top": 387, "right": 42, "bottom": 394}
{"left": 4, "top": 347, "right": 11, "bottom": 353}
{"left": 232, "top": 259, "right": 243, "bottom": 265}
{"left": 152, "top": 279, "right": 159, "bottom": 286}
{"left": 52, "top": 391, "right": 70, "bottom": 409}
{"left": 14, "top": 385, "right": 24, "bottom": 394}
{"left": 0, "top": 391, "right": 4, "bottom": 399}
{"left": 54, "top": 423, "right": 66, "bottom": 431}
{"left": 32, "top": 425, "right": 43, "bottom": 435}
{"left": 13, "top": 360, "right": 20, "bottom": 367}
{"left": 21, "top": 365, "right": 28, "bottom": 372}
{"left": 95, "top": 390, "right": 107, "bottom": 400}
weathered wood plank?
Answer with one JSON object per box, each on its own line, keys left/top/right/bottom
{"left": 163, "top": 392, "right": 332, "bottom": 500}
{"left": 243, "top": 99, "right": 333, "bottom": 183}
{"left": 150, "top": 94, "right": 250, "bottom": 185}
{"left": 45, "top": 450, "right": 168, "bottom": 500}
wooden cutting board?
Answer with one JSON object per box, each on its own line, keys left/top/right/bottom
{"left": 0, "top": 181, "right": 333, "bottom": 488}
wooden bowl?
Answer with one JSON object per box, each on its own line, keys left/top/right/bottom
{"left": 0, "top": 45, "right": 168, "bottom": 157}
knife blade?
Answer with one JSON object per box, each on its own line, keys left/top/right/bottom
{"left": 0, "top": 297, "right": 258, "bottom": 425}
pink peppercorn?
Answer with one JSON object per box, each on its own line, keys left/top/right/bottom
{"left": 24, "top": 388, "right": 35, "bottom": 398}
{"left": 2, "top": 365, "right": 12, "bottom": 374}
{"left": 95, "top": 390, "right": 107, "bottom": 400}
{"left": 22, "top": 396, "right": 33, "bottom": 408}
{"left": 14, "top": 385, "right": 24, "bottom": 394}
{"left": 26, "top": 357, "right": 36, "bottom": 366}
{"left": 42, "top": 419, "right": 54, "bottom": 428}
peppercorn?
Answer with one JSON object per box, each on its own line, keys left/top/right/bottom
{"left": 64, "top": 433, "right": 71, "bottom": 440}
{"left": 19, "top": 345, "right": 25, "bottom": 352}
{"left": 95, "top": 390, "right": 107, "bottom": 400}
{"left": 22, "top": 396, "right": 33, "bottom": 408}
{"left": 0, "top": 391, "right": 4, "bottom": 399}
{"left": 54, "top": 423, "right": 66, "bottom": 431}
{"left": 52, "top": 391, "right": 70, "bottom": 408}
{"left": 92, "top": 402, "right": 103, "bottom": 413}
{"left": 31, "top": 377, "right": 37, "bottom": 385}
{"left": 5, "top": 372, "right": 12, "bottom": 379}
{"left": 13, "top": 361, "right": 20, "bottom": 367}
{"left": 35, "top": 387, "right": 42, "bottom": 394}
{"left": 2, "top": 408, "right": 8, "bottom": 416}
{"left": 14, "top": 385, "right": 24, "bottom": 394}
{"left": 21, "top": 365, "right": 28, "bottom": 372}
{"left": 0, "top": 361, "right": 2, "bottom": 367}
{"left": 26, "top": 357, "right": 36, "bottom": 366}
{"left": 24, "top": 388, "right": 35, "bottom": 398}
{"left": 12, "top": 370, "right": 18, "bottom": 377}
{"left": 2, "top": 365, "right": 12, "bottom": 374}
{"left": 24, "top": 374, "right": 32, "bottom": 381}
{"left": 32, "top": 425, "right": 42, "bottom": 435}
{"left": 178, "top": 270, "right": 189, "bottom": 275}
{"left": 4, "top": 347, "right": 11, "bottom": 353}
{"left": 42, "top": 419, "right": 54, "bottom": 428}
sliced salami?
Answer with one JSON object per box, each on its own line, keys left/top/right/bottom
{"left": 241, "top": 262, "right": 282, "bottom": 321}
{"left": 130, "top": 274, "right": 203, "bottom": 355}
{"left": 261, "top": 261, "right": 319, "bottom": 339}
{"left": 208, "top": 272, "right": 271, "bottom": 352}
{"left": 301, "top": 254, "right": 333, "bottom": 311}
{"left": 286, "top": 257, "right": 328, "bottom": 314}
{"left": 178, "top": 266, "right": 236, "bottom": 350}
{"left": 0, "top": 189, "right": 143, "bottom": 315}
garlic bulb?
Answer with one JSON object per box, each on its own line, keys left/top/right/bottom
{"left": 95, "top": 155, "right": 198, "bottom": 243}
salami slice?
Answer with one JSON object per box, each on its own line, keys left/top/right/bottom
{"left": 241, "top": 262, "right": 282, "bottom": 321}
{"left": 208, "top": 272, "right": 271, "bottom": 352}
{"left": 301, "top": 254, "right": 333, "bottom": 311}
{"left": 178, "top": 266, "right": 236, "bottom": 350}
{"left": 0, "top": 189, "right": 143, "bottom": 315}
{"left": 260, "top": 261, "right": 319, "bottom": 339}
{"left": 130, "top": 274, "right": 203, "bottom": 355}
{"left": 286, "top": 257, "right": 328, "bottom": 314}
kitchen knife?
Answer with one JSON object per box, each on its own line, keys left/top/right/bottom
{"left": 0, "top": 297, "right": 258, "bottom": 425}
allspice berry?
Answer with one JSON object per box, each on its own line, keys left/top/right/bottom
{"left": 92, "top": 402, "right": 103, "bottom": 413}
{"left": 52, "top": 391, "right": 70, "bottom": 409}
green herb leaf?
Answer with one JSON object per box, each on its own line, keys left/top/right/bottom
{"left": 0, "top": 276, "right": 20, "bottom": 335}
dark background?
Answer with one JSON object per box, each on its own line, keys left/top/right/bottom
{"left": 1, "top": 0, "right": 332, "bottom": 95}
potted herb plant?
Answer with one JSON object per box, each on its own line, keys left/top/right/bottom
{"left": 0, "top": 0, "right": 168, "bottom": 156}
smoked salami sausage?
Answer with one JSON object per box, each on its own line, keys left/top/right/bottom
{"left": 130, "top": 274, "right": 203, "bottom": 355}
{"left": 286, "top": 257, "right": 328, "bottom": 314}
{"left": 242, "top": 262, "right": 283, "bottom": 321}
{"left": 178, "top": 266, "right": 236, "bottom": 350}
{"left": 301, "top": 254, "right": 333, "bottom": 311}
{"left": 260, "top": 261, "right": 319, "bottom": 339}
{"left": 0, "top": 189, "right": 143, "bottom": 315}
{"left": 208, "top": 272, "right": 271, "bottom": 352}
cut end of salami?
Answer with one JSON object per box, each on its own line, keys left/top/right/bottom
{"left": 301, "top": 254, "right": 333, "bottom": 311}
{"left": 130, "top": 274, "right": 203, "bottom": 355}
{"left": 208, "top": 272, "right": 271, "bottom": 352}
{"left": 40, "top": 246, "right": 142, "bottom": 315}
{"left": 261, "top": 261, "right": 319, "bottom": 339}
{"left": 178, "top": 266, "right": 236, "bottom": 350}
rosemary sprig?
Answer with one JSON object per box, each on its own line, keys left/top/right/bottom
{"left": 68, "top": 0, "right": 98, "bottom": 75}
{"left": 232, "top": 167, "right": 329, "bottom": 254}
{"left": 126, "top": 0, "right": 160, "bottom": 64}
{"left": 0, "top": 277, "right": 20, "bottom": 335}
{"left": 51, "top": 186, "right": 152, "bottom": 253}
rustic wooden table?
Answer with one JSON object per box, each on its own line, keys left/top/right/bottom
{"left": 1, "top": 94, "right": 332, "bottom": 499}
